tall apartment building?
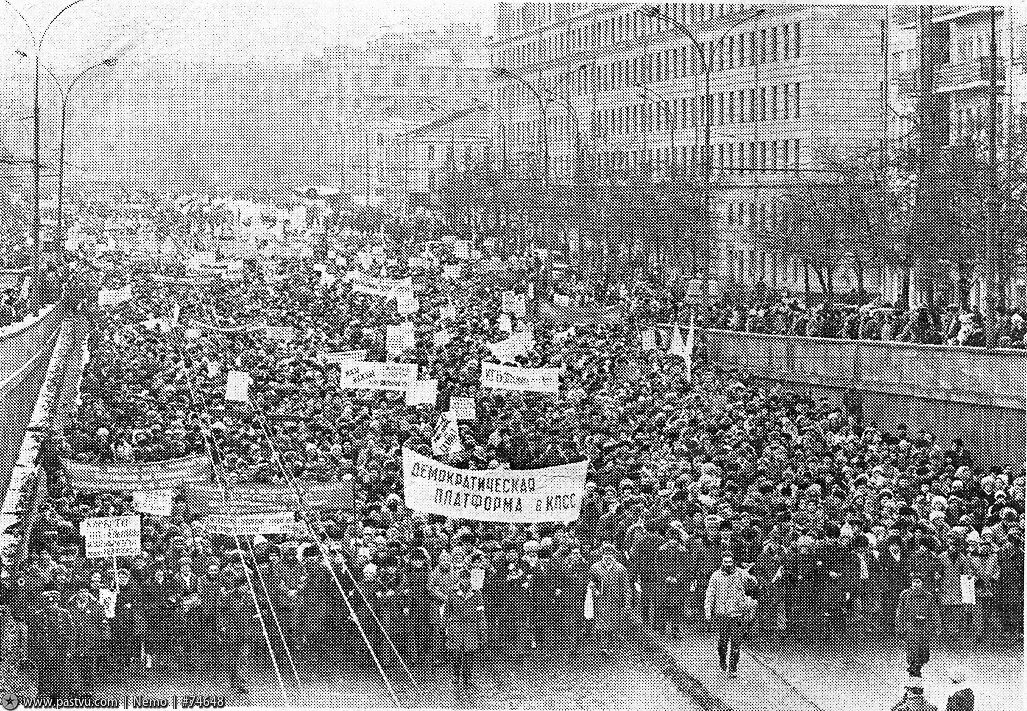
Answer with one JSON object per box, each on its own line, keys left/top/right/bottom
{"left": 889, "top": 5, "right": 1027, "bottom": 308}
{"left": 489, "top": 2, "right": 887, "bottom": 294}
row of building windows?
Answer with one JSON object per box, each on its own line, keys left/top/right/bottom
{"left": 592, "top": 83, "right": 801, "bottom": 137}
{"left": 516, "top": 138, "right": 803, "bottom": 178}
{"left": 494, "top": 9, "right": 798, "bottom": 79}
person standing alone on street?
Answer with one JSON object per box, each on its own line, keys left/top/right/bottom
{"left": 896, "top": 572, "right": 941, "bottom": 680}
{"left": 705, "top": 552, "right": 756, "bottom": 678}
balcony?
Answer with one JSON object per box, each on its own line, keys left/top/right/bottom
{"left": 934, "top": 57, "right": 1005, "bottom": 92}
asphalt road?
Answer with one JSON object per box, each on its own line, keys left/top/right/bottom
{"left": 67, "top": 632, "right": 701, "bottom": 710}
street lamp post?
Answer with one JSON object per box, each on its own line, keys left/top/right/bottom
{"left": 494, "top": 67, "right": 551, "bottom": 187}
{"left": 40, "top": 56, "right": 118, "bottom": 238}
{"left": 641, "top": 5, "right": 766, "bottom": 322}
{"left": 5, "top": 0, "right": 92, "bottom": 315}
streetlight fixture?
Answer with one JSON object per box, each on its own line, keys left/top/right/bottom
{"left": 5, "top": 0, "right": 93, "bottom": 315}
{"left": 639, "top": 85, "right": 676, "bottom": 180}
{"left": 494, "top": 66, "right": 552, "bottom": 186}
{"left": 640, "top": 4, "right": 766, "bottom": 320}
{"left": 39, "top": 55, "right": 118, "bottom": 238}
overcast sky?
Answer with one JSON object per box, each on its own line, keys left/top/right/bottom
{"left": 0, "top": 0, "right": 496, "bottom": 75}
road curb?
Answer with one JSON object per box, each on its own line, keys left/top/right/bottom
{"left": 627, "top": 612, "right": 734, "bottom": 711}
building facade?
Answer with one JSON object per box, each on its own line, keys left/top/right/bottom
{"left": 488, "top": 2, "right": 887, "bottom": 297}
{"left": 889, "top": 5, "right": 1027, "bottom": 308}
{"left": 335, "top": 23, "right": 489, "bottom": 208}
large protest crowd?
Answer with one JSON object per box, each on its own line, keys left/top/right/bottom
{"left": 0, "top": 213, "right": 1023, "bottom": 709}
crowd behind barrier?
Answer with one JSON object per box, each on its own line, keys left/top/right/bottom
{"left": 0, "top": 223, "right": 1021, "bottom": 705}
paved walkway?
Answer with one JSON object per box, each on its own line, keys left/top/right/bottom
{"left": 632, "top": 614, "right": 1023, "bottom": 711}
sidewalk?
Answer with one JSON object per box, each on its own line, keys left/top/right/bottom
{"left": 632, "top": 614, "right": 1023, "bottom": 711}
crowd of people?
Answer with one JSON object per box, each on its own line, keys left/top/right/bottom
{"left": 0, "top": 214, "right": 1022, "bottom": 709}
{"left": 562, "top": 271, "right": 1026, "bottom": 348}
{"left": 707, "top": 299, "right": 1027, "bottom": 348}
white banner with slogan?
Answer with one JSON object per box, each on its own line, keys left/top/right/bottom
{"left": 449, "top": 396, "right": 476, "bottom": 421}
{"left": 81, "top": 515, "right": 141, "bottom": 559}
{"left": 481, "top": 362, "right": 560, "bottom": 394}
{"left": 132, "top": 489, "right": 176, "bottom": 517}
{"left": 386, "top": 323, "right": 416, "bottom": 354}
{"left": 339, "top": 362, "right": 418, "bottom": 391}
{"left": 265, "top": 325, "right": 295, "bottom": 343}
{"left": 403, "top": 449, "right": 588, "bottom": 523}
{"left": 202, "top": 512, "right": 298, "bottom": 536}
{"left": 98, "top": 285, "right": 132, "bottom": 307}
{"left": 396, "top": 294, "right": 419, "bottom": 315}
{"left": 225, "top": 371, "right": 252, "bottom": 402}
{"left": 406, "top": 379, "right": 438, "bottom": 406}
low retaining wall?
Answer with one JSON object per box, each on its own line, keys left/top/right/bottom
{"left": 673, "top": 327, "right": 1025, "bottom": 468}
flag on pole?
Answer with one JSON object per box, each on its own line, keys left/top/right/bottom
{"left": 668, "top": 324, "right": 686, "bottom": 357}
{"left": 669, "top": 316, "right": 696, "bottom": 382}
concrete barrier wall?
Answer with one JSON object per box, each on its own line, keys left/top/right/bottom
{"left": 656, "top": 326, "right": 1025, "bottom": 469}
{"left": 0, "top": 302, "right": 68, "bottom": 501}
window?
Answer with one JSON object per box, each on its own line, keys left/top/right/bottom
{"left": 794, "top": 23, "right": 801, "bottom": 58}
{"left": 760, "top": 87, "right": 767, "bottom": 121}
{"left": 771, "top": 27, "right": 778, "bottom": 62}
{"left": 794, "top": 83, "right": 800, "bottom": 118}
{"left": 783, "top": 84, "right": 790, "bottom": 119}
{"left": 760, "top": 30, "right": 767, "bottom": 63}
{"left": 783, "top": 25, "right": 790, "bottom": 60}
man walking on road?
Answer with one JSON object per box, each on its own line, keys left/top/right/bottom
{"left": 705, "top": 552, "right": 756, "bottom": 678}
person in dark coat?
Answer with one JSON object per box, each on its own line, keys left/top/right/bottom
{"left": 628, "top": 521, "right": 663, "bottom": 631}
{"left": 28, "top": 590, "right": 75, "bottom": 702}
{"left": 111, "top": 568, "right": 142, "bottom": 674}
{"left": 896, "top": 572, "right": 941, "bottom": 679}
{"left": 68, "top": 589, "right": 109, "bottom": 695}
{"left": 817, "top": 523, "right": 854, "bottom": 641}
{"left": 881, "top": 538, "right": 911, "bottom": 634}
{"left": 782, "top": 536, "right": 820, "bottom": 640}
{"left": 555, "top": 543, "right": 591, "bottom": 657}
{"left": 217, "top": 583, "right": 250, "bottom": 695}
{"left": 140, "top": 563, "right": 174, "bottom": 669}
{"left": 655, "top": 530, "right": 690, "bottom": 638}
{"left": 169, "top": 558, "right": 201, "bottom": 672}
{"left": 399, "top": 547, "right": 433, "bottom": 663}
{"left": 442, "top": 569, "right": 485, "bottom": 695}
